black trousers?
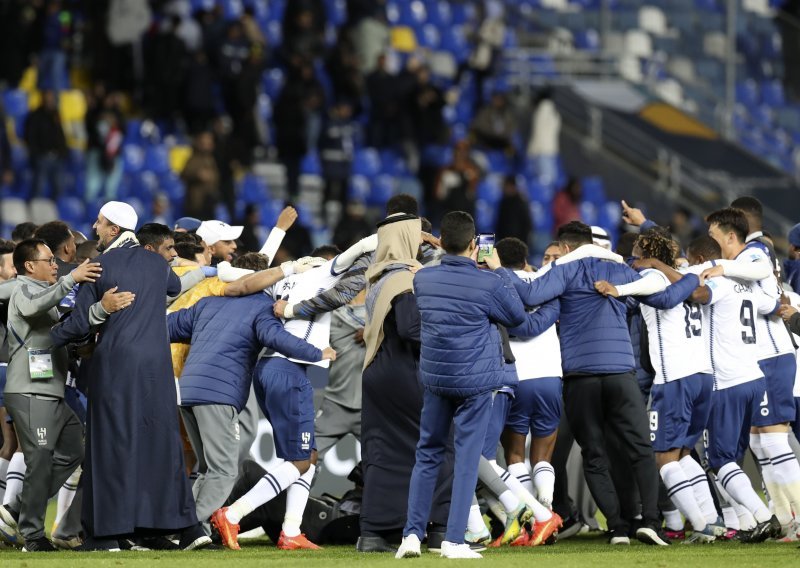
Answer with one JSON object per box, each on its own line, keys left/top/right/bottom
{"left": 563, "top": 372, "right": 659, "bottom": 532}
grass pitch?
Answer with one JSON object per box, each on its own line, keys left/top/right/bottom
{"left": 0, "top": 533, "right": 796, "bottom": 567}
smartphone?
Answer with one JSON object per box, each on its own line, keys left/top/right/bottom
{"left": 476, "top": 233, "right": 495, "bottom": 264}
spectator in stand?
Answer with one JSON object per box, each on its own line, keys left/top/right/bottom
{"left": 12, "top": 223, "right": 39, "bottom": 244}
{"left": 211, "top": 117, "right": 238, "bottom": 220}
{"left": 326, "top": 35, "right": 365, "bottom": 113}
{"left": 332, "top": 202, "right": 372, "bottom": 251}
{"left": 496, "top": 175, "right": 533, "bottom": 245}
{"left": 526, "top": 88, "right": 561, "bottom": 184}
{"left": 281, "top": 3, "right": 325, "bottom": 64}
{"left": 37, "top": 0, "right": 71, "bottom": 92}
{"left": 240, "top": 6, "right": 267, "bottom": 52}
{"left": 151, "top": 193, "right": 172, "bottom": 227}
{"left": 145, "top": 15, "right": 188, "bottom": 121}
{"left": 84, "top": 89, "right": 125, "bottom": 201}
{"left": 320, "top": 100, "right": 358, "bottom": 209}
{"left": 465, "top": 1, "right": 505, "bottom": 110}
{"left": 552, "top": 178, "right": 582, "bottom": 233}
{"left": 216, "top": 20, "right": 251, "bottom": 83}
{"left": 0, "top": 103, "right": 12, "bottom": 188}
{"left": 411, "top": 66, "right": 448, "bottom": 148}
{"left": 351, "top": 4, "right": 390, "bottom": 74}
{"left": 366, "top": 53, "right": 404, "bottom": 148}
{"left": 181, "top": 131, "right": 220, "bottom": 220}
{"left": 239, "top": 204, "right": 262, "bottom": 254}
{"left": 24, "top": 90, "right": 67, "bottom": 198}
{"left": 433, "top": 140, "right": 482, "bottom": 223}
{"left": 228, "top": 49, "right": 265, "bottom": 167}
{"left": 274, "top": 62, "right": 325, "bottom": 198}
{"left": 470, "top": 90, "right": 515, "bottom": 154}
{"left": 184, "top": 51, "right": 218, "bottom": 135}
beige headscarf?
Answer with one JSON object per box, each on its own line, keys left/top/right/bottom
{"left": 363, "top": 215, "right": 422, "bottom": 370}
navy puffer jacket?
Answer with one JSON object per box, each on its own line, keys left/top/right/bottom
{"left": 413, "top": 255, "right": 527, "bottom": 398}
{"left": 168, "top": 293, "right": 322, "bottom": 411}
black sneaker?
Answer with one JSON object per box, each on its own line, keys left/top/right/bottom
{"left": 22, "top": 537, "right": 57, "bottom": 552}
{"left": 134, "top": 536, "right": 180, "bottom": 551}
{"left": 740, "top": 516, "right": 781, "bottom": 543}
{"left": 636, "top": 525, "right": 672, "bottom": 546}
{"left": 556, "top": 514, "right": 582, "bottom": 541}
{"left": 608, "top": 528, "right": 630, "bottom": 545}
{"left": 179, "top": 523, "right": 212, "bottom": 551}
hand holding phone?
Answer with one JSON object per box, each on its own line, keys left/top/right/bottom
{"left": 476, "top": 233, "right": 495, "bottom": 264}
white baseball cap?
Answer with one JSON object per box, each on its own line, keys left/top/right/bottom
{"left": 196, "top": 220, "right": 244, "bottom": 246}
{"left": 99, "top": 201, "right": 138, "bottom": 231}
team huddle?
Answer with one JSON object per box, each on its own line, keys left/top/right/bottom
{"left": 0, "top": 192, "right": 799, "bottom": 558}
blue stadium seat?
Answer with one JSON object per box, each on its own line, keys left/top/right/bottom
{"left": 735, "top": 79, "right": 760, "bottom": 108}
{"left": 262, "top": 68, "right": 285, "bottom": 99}
{"left": 301, "top": 152, "right": 322, "bottom": 175}
{"left": 598, "top": 201, "right": 623, "bottom": 231}
{"left": 753, "top": 105, "right": 774, "bottom": 126}
{"left": 379, "top": 149, "right": 408, "bottom": 176}
{"left": 575, "top": 29, "right": 601, "bottom": 51}
{"left": 324, "top": 0, "right": 347, "bottom": 26}
{"left": 159, "top": 173, "right": 185, "bottom": 202}
{"left": 223, "top": 0, "right": 244, "bottom": 19}
{"left": 581, "top": 176, "right": 606, "bottom": 205}
{"left": 122, "top": 145, "right": 145, "bottom": 173}
{"left": 485, "top": 151, "right": 512, "bottom": 175}
{"left": 265, "top": 20, "right": 282, "bottom": 46}
{"left": 144, "top": 145, "right": 170, "bottom": 174}
{"left": 761, "top": 80, "right": 784, "bottom": 107}
{"left": 353, "top": 148, "right": 381, "bottom": 178}
{"left": 257, "top": 93, "right": 272, "bottom": 121}
{"left": 421, "top": 145, "right": 452, "bottom": 167}
{"left": 477, "top": 175, "right": 503, "bottom": 205}
{"left": 440, "top": 26, "right": 469, "bottom": 62}
{"left": 3, "top": 90, "right": 28, "bottom": 136}
{"left": 427, "top": 0, "right": 452, "bottom": 26}
{"left": 368, "top": 174, "right": 395, "bottom": 206}
{"left": 260, "top": 199, "right": 284, "bottom": 227}
{"left": 529, "top": 202, "right": 554, "bottom": 234}
{"left": 241, "top": 174, "right": 270, "bottom": 203}
{"left": 57, "top": 196, "right": 85, "bottom": 226}
{"left": 214, "top": 203, "right": 232, "bottom": 223}
{"left": 347, "top": 175, "right": 371, "bottom": 202}
{"left": 580, "top": 202, "right": 598, "bottom": 225}
{"left": 475, "top": 200, "right": 496, "bottom": 233}
{"left": 419, "top": 24, "right": 441, "bottom": 49}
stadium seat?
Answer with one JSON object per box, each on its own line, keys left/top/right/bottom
{"left": 639, "top": 6, "right": 668, "bottom": 36}
{"left": 29, "top": 197, "right": 59, "bottom": 225}
{"left": 241, "top": 174, "right": 270, "bottom": 203}
{"left": 581, "top": 176, "right": 606, "bottom": 205}
{"left": 474, "top": 200, "right": 496, "bottom": 233}
{"left": 353, "top": 148, "right": 381, "bottom": 178}
{"left": 477, "top": 175, "right": 503, "bottom": 205}
{"left": 347, "top": 175, "right": 371, "bottom": 202}
{"left": 368, "top": 174, "right": 395, "bottom": 206}
{"left": 301, "top": 152, "right": 322, "bottom": 176}
{"left": 144, "top": 145, "right": 170, "bottom": 174}
{"left": 262, "top": 68, "right": 285, "bottom": 99}
{"left": 122, "top": 145, "right": 145, "bottom": 174}
{"left": 1, "top": 197, "right": 29, "bottom": 228}
{"left": 580, "top": 201, "right": 598, "bottom": 225}
{"left": 761, "top": 80, "right": 785, "bottom": 107}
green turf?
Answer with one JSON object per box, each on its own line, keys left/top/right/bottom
{"left": 0, "top": 533, "right": 797, "bottom": 567}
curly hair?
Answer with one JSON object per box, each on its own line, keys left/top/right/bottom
{"left": 636, "top": 227, "right": 676, "bottom": 268}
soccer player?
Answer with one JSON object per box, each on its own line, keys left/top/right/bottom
{"left": 594, "top": 228, "right": 720, "bottom": 543}
{"left": 701, "top": 208, "right": 800, "bottom": 536}
{"left": 212, "top": 235, "right": 377, "bottom": 551}
{"left": 685, "top": 235, "right": 782, "bottom": 542}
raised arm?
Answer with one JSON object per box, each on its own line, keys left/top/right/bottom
{"left": 15, "top": 274, "right": 77, "bottom": 317}
{"left": 333, "top": 234, "right": 378, "bottom": 274}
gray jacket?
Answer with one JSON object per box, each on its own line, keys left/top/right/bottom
{"left": 6, "top": 274, "right": 76, "bottom": 398}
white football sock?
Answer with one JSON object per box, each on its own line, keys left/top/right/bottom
{"left": 507, "top": 462, "right": 534, "bottom": 495}
{"left": 55, "top": 466, "right": 81, "bottom": 526}
{"left": 721, "top": 506, "right": 739, "bottom": 530}
{"left": 760, "top": 432, "right": 800, "bottom": 520}
{"left": 679, "top": 455, "right": 718, "bottom": 524}
{"left": 0, "top": 457, "right": 9, "bottom": 503}
{"left": 717, "top": 462, "right": 771, "bottom": 523}
{"left": 226, "top": 462, "right": 301, "bottom": 524}
{"left": 662, "top": 508, "right": 684, "bottom": 531}
{"left": 492, "top": 461, "right": 552, "bottom": 522}
{"left": 660, "top": 461, "right": 706, "bottom": 531}
{"left": 467, "top": 501, "right": 486, "bottom": 534}
{"left": 282, "top": 464, "right": 315, "bottom": 537}
{"left": 750, "top": 434, "right": 793, "bottom": 525}
{"left": 715, "top": 476, "right": 754, "bottom": 530}
{"left": 532, "top": 461, "right": 556, "bottom": 508}
{"left": 3, "top": 453, "right": 25, "bottom": 507}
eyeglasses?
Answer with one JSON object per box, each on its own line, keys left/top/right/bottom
{"left": 30, "top": 257, "right": 57, "bottom": 266}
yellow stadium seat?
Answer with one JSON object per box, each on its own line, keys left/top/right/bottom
{"left": 59, "top": 90, "right": 87, "bottom": 122}
{"left": 19, "top": 66, "right": 37, "bottom": 93}
{"left": 391, "top": 26, "right": 418, "bottom": 52}
{"left": 169, "top": 145, "right": 192, "bottom": 173}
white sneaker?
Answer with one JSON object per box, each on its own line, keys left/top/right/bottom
{"left": 440, "top": 540, "right": 483, "bottom": 559}
{"left": 395, "top": 534, "right": 421, "bottom": 559}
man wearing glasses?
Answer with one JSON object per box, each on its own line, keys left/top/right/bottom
{"left": 0, "top": 239, "right": 100, "bottom": 551}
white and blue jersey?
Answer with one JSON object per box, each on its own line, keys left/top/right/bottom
{"left": 267, "top": 258, "right": 347, "bottom": 368}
